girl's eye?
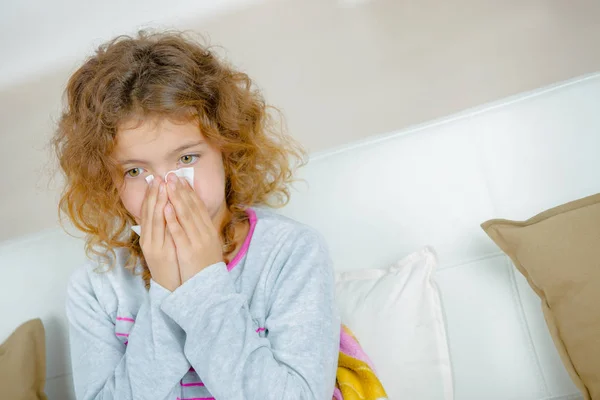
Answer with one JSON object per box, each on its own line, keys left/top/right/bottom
{"left": 180, "top": 154, "right": 199, "bottom": 165}
{"left": 125, "top": 167, "right": 145, "bottom": 178}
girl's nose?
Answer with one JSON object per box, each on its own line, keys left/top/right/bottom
{"left": 149, "top": 168, "right": 172, "bottom": 183}
{"left": 144, "top": 173, "right": 164, "bottom": 185}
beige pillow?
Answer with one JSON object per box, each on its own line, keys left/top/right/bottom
{"left": 482, "top": 194, "right": 600, "bottom": 400}
{"left": 0, "top": 319, "right": 48, "bottom": 400}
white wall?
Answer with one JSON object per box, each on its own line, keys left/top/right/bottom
{"left": 1, "top": 0, "right": 599, "bottom": 242}
{"left": 0, "top": 0, "right": 261, "bottom": 88}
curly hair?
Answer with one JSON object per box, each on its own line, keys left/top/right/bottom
{"left": 53, "top": 30, "right": 306, "bottom": 286}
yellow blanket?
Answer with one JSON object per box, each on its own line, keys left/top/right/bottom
{"left": 333, "top": 325, "right": 388, "bottom": 400}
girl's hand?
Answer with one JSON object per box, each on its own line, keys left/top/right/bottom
{"left": 164, "top": 173, "right": 223, "bottom": 284}
{"left": 139, "top": 179, "right": 182, "bottom": 292}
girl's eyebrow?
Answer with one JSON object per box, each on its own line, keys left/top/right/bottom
{"left": 118, "top": 140, "right": 205, "bottom": 165}
{"left": 167, "top": 140, "right": 205, "bottom": 158}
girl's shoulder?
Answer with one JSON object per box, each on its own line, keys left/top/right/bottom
{"left": 251, "top": 208, "right": 327, "bottom": 247}
{"left": 248, "top": 208, "right": 335, "bottom": 298}
{"left": 249, "top": 208, "right": 331, "bottom": 267}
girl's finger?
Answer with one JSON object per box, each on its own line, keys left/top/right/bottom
{"left": 141, "top": 179, "right": 160, "bottom": 237}
{"left": 178, "top": 176, "right": 214, "bottom": 230}
{"left": 164, "top": 203, "right": 190, "bottom": 247}
{"left": 164, "top": 226, "right": 176, "bottom": 248}
{"left": 166, "top": 175, "right": 202, "bottom": 238}
{"left": 152, "top": 182, "right": 168, "bottom": 246}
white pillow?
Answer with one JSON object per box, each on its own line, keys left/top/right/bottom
{"left": 335, "top": 247, "right": 453, "bottom": 400}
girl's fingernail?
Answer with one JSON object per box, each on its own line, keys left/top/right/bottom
{"left": 168, "top": 181, "right": 176, "bottom": 191}
{"left": 159, "top": 183, "right": 165, "bottom": 193}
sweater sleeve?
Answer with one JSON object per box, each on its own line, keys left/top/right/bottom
{"left": 66, "top": 266, "right": 191, "bottom": 400}
{"left": 160, "top": 231, "right": 340, "bottom": 400}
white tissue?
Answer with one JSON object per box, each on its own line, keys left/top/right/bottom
{"left": 167, "top": 167, "right": 194, "bottom": 187}
{"left": 131, "top": 167, "right": 195, "bottom": 236}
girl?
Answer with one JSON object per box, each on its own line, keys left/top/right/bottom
{"left": 54, "top": 31, "right": 340, "bottom": 400}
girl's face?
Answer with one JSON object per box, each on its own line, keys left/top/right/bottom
{"left": 112, "top": 117, "right": 227, "bottom": 225}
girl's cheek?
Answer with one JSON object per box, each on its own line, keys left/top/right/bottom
{"left": 192, "top": 181, "right": 213, "bottom": 206}
{"left": 119, "top": 181, "right": 147, "bottom": 221}
{"left": 191, "top": 180, "right": 205, "bottom": 200}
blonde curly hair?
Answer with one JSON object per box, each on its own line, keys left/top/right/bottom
{"left": 53, "top": 31, "right": 306, "bottom": 286}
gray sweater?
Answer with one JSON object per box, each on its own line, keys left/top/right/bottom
{"left": 66, "top": 208, "right": 340, "bottom": 400}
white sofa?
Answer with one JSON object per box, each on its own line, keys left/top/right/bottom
{"left": 1, "top": 72, "right": 599, "bottom": 399}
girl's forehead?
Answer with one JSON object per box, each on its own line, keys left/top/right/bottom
{"left": 115, "top": 118, "right": 205, "bottom": 148}
{"left": 112, "top": 118, "right": 209, "bottom": 163}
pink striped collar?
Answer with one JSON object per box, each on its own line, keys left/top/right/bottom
{"left": 226, "top": 208, "right": 257, "bottom": 272}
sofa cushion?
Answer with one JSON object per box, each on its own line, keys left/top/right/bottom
{"left": 335, "top": 247, "right": 453, "bottom": 399}
{"left": 483, "top": 193, "right": 600, "bottom": 399}
{"left": 0, "top": 318, "right": 48, "bottom": 400}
